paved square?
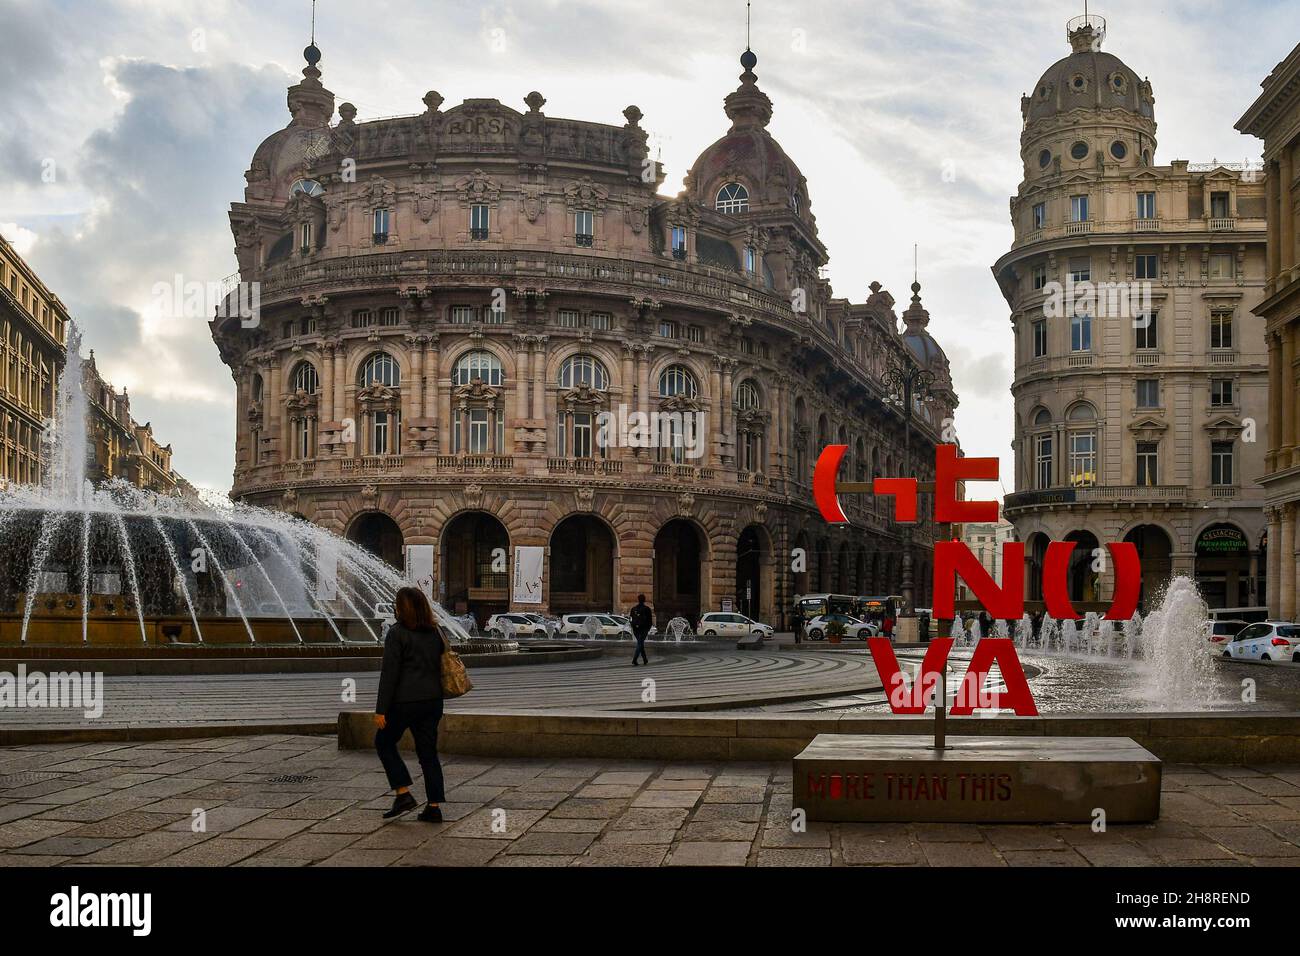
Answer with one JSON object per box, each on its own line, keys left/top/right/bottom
{"left": 1, "top": 734, "right": 1299, "bottom": 866}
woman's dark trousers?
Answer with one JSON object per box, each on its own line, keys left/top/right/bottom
{"left": 375, "top": 699, "right": 446, "bottom": 803}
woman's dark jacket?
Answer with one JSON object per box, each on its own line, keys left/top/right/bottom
{"left": 376, "top": 623, "right": 445, "bottom": 714}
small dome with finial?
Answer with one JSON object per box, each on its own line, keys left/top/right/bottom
{"left": 740, "top": 48, "right": 757, "bottom": 72}
{"left": 303, "top": 43, "right": 321, "bottom": 67}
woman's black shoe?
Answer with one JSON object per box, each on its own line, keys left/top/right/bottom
{"left": 383, "top": 792, "right": 418, "bottom": 818}
{"left": 418, "top": 805, "right": 443, "bottom": 823}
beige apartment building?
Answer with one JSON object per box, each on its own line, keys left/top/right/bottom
{"left": 992, "top": 15, "right": 1269, "bottom": 611}
{"left": 1238, "top": 41, "right": 1300, "bottom": 620}
{"left": 210, "top": 43, "right": 960, "bottom": 627}
{"left": 0, "top": 234, "right": 67, "bottom": 487}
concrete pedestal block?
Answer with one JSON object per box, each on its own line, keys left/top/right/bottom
{"left": 894, "top": 617, "right": 920, "bottom": 644}
{"left": 793, "top": 734, "right": 1161, "bottom": 823}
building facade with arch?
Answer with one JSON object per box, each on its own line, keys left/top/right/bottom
{"left": 211, "top": 43, "right": 958, "bottom": 627}
{"left": 993, "top": 16, "right": 1269, "bottom": 611}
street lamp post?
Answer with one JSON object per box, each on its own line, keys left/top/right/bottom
{"left": 880, "top": 352, "right": 935, "bottom": 616}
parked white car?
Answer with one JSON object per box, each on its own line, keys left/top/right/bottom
{"left": 696, "top": 612, "right": 773, "bottom": 638}
{"left": 1222, "top": 621, "right": 1300, "bottom": 662}
{"left": 1207, "top": 619, "right": 1247, "bottom": 656}
{"left": 486, "top": 613, "right": 552, "bottom": 638}
{"left": 805, "top": 613, "right": 877, "bottom": 641}
{"left": 560, "top": 613, "right": 632, "bottom": 638}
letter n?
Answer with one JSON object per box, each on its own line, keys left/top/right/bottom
{"left": 933, "top": 541, "right": 1024, "bottom": 619}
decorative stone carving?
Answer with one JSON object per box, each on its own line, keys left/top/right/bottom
{"left": 575, "top": 485, "right": 595, "bottom": 511}
{"left": 464, "top": 483, "right": 484, "bottom": 509}
{"left": 365, "top": 175, "right": 396, "bottom": 209}
{"left": 414, "top": 183, "right": 438, "bottom": 223}
{"left": 564, "top": 176, "right": 609, "bottom": 212}
{"left": 456, "top": 168, "right": 501, "bottom": 207}
{"left": 677, "top": 492, "right": 695, "bottom": 517}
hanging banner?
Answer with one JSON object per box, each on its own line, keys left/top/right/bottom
{"left": 513, "top": 546, "right": 545, "bottom": 604}
{"left": 405, "top": 545, "right": 436, "bottom": 602}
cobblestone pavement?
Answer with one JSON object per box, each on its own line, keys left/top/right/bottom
{"left": 0, "top": 649, "right": 885, "bottom": 730}
{"left": 1, "top": 734, "right": 1300, "bottom": 866}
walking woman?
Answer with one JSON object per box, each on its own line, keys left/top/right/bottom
{"left": 374, "top": 586, "right": 446, "bottom": 823}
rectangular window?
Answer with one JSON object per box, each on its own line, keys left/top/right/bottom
{"left": 1035, "top": 434, "right": 1053, "bottom": 490}
{"left": 1210, "top": 192, "right": 1230, "bottom": 219}
{"left": 470, "top": 204, "right": 489, "bottom": 240}
{"left": 1210, "top": 311, "right": 1234, "bottom": 349}
{"left": 1211, "top": 440, "right": 1234, "bottom": 486}
{"left": 573, "top": 412, "right": 593, "bottom": 458}
{"left": 1136, "top": 442, "right": 1158, "bottom": 486}
{"left": 450, "top": 305, "right": 475, "bottom": 325}
{"left": 687, "top": 325, "right": 704, "bottom": 343}
{"left": 1135, "top": 312, "right": 1158, "bottom": 350}
{"left": 1032, "top": 203, "right": 1046, "bottom": 229}
{"left": 1211, "top": 378, "right": 1234, "bottom": 407}
{"left": 468, "top": 408, "right": 489, "bottom": 454}
{"left": 1069, "top": 432, "right": 1096, "bottom": 487}
{"left": 1070, "top": 195, "right": 1089, "bottom": 222}
{"left": 1137, "top": 192, "right": 1156, "bottom": 220}
{"left": 745, "top": 246, "right": 756, "bottom": 273}
{"left": 483, "top": 304, "right": 506, "bottom": 324}
{"left": 301, "top": 316, "right": 316, "bottom": 335}
{"left": 1031, "top": 263, "right": 1048, "bottom": 290}
{"left": 299, "top": 222, "right": 313, "bottom": 251}
{"left": 1209, "top": 253, "right": 1233, "bottom": 279}
{"left": 558, "top": 310, "right": 581, "bottom": 328}
{"left": 659, "top": 320, "right": 678, "bottom": 339}
{"left": 1032, "top": 319, "right": 1047, "bottom": 358}
{"left": 379, "top": 308, "right": 401, "bottom": 326}
{"left": 1136, "top": 378, "right": 1160, "bottom": 408}
{"left": 351, "top": 310, "right": 373, "bottom": 329}
{"left": 373, "top": 412, "right": 390, "bottom": 455}
{"left": 590, "top": 312, "right": 613, "bottom": 331}
{"left": 1071, "top": 313, "right": 1092, "bottom": 352}
{"left": 372, "top": 208, "right": 389, "bottom": 242}
{"left": 671, "top": 226, "right": 687, "bottom": 259}
{"left": 1069, "top": 257, "right": 1091, "bottom": 283}
{"left": 575, "top": 210, "right": 593, "bottom": 246}
{"left": 1135, "top": 254, "right": 1158, "bottom": 280}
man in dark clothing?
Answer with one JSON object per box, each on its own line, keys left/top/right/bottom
{"left": 792, "top": 608, "right": 804, "bottom": 644}
{"left": 630, "top": 594, "right": 653, "bottom": 665}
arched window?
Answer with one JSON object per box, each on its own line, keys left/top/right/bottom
{"left": 658, "top": 365, "right": 698, "bottom": 398}
{"left": 559, "top": 354, "right": 608, "bottom": 390}
{"left": 291, "top": 362, "right": 318, "bottom": 394}
{"left": 736, "top": 380, "right": 760, "bottom": 411}
{"left": 1034, "top": 408, "right": 1053, "bottom": 427}
{"left": 1065, "top": 402, "right": 1097, "bottom": 487}
{"left": 715, "top": 182, "right": 750, "bottom": 214}
{"left": 453, "top": 350, "right": 503, "bottom": 387}
{"left": 359, "top": 352, "right": 400, "bottom": 388}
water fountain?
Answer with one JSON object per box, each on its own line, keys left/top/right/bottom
{"left": 0, "top": 325, "right": 483, "bottom": 650}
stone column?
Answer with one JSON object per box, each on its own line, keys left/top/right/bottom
{"left": 1285, "top": 327, "right": 1297, "bottom": 466}
{"left": 1267, "top": 162, "right": 1282, "bottom": 285}
{"left": 530, "top": 335, "right": 547, "bottom": 434}
{"left": 636, "top": 344, "right": 651, "bottom": 458}
{"left": 1270, "top": 332, "right": 1283, "bottom": 472}
{"left": 333, "top": 346, "right": 346, "bottom": 441}
{"left": 407, "top": 334, "right": 424, "bottom": 443}
{"left": 266, "top": 358, "right": 281, "bottom": 465}
{"left": 620, "top": 344, "right": 636, "bottom": 461}
{"left": 720, "top": 359, "right": 735, "bottom": 467}
{"left": 320, "top": 343, "right": 335, "bottom": 424}
{"left": 1282, "top": 504, "right": 1297, "bottom": 621}
{"left": 709, "top": 358, "right": 723, "bottom": 468}
{"left": 424, "top": 336, "right": 440, "bottom": 419}
{"left": 1267, "top": 508, "right": 1281, "bottom": 618}
{"left": 1282, "top": 150, "right": 1296, "bottom": 277}
{"left": 514, "top": 334, "right": 531, "bottom": 422}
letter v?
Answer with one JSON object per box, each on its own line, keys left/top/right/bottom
{"left": 867, "top": 638, "right": 953, "bottom": 714}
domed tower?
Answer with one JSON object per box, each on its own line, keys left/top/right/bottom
{"left": 1020, "top": 15, "right": 1156, "bottom": 182}
{"left": 679, "top": 48, "right": 827, "bottom": 295}
{"left": 992, "top": 12, "right": 1270, "bottom": 612}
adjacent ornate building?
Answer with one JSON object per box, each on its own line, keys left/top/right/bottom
{"left": 1238, "top": 42, "right": 1300, "bottom": 620}
{"left": 82, "top": 351, "right": 191, "bottom": 496}
{"left": 212, "top": 42, "right": 959, "bottom": 627}
{"left": 993, "top": 15, "right": 1270, "bottom": 611}
{"left": 0, "top": 233, "right": 66, "bottom": 488}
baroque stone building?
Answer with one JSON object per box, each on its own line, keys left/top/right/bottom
{"left": 212, "top": 43, "right": 958, "bottom": 627}
{"left": 0, "top": 233, "right": 66, "bottom": 488}
{"left": 1238, "top": 42, "right": 1300, "bottom": 620}
{"left": 992, "top": 15, "right": 1269, "bottom": 611}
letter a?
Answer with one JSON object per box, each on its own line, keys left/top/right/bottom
{"left": 951, "top": 639, "right": 1038, "bottom": 716}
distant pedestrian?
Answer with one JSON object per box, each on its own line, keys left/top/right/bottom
{"left": 630, "top": 593, "right": 653, "bottom": 665}
{"left": 373, "top": 587, "right": 447, "bottom": 823}
{"left": 882, "top": 614, "right": 895, "bottom": 640}
{"left": 792, "top": 607, "right": 805, "bottom": 644}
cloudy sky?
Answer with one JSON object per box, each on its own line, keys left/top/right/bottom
{"left": 1, "top": 0, "right": 1296, "bottom": 494}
